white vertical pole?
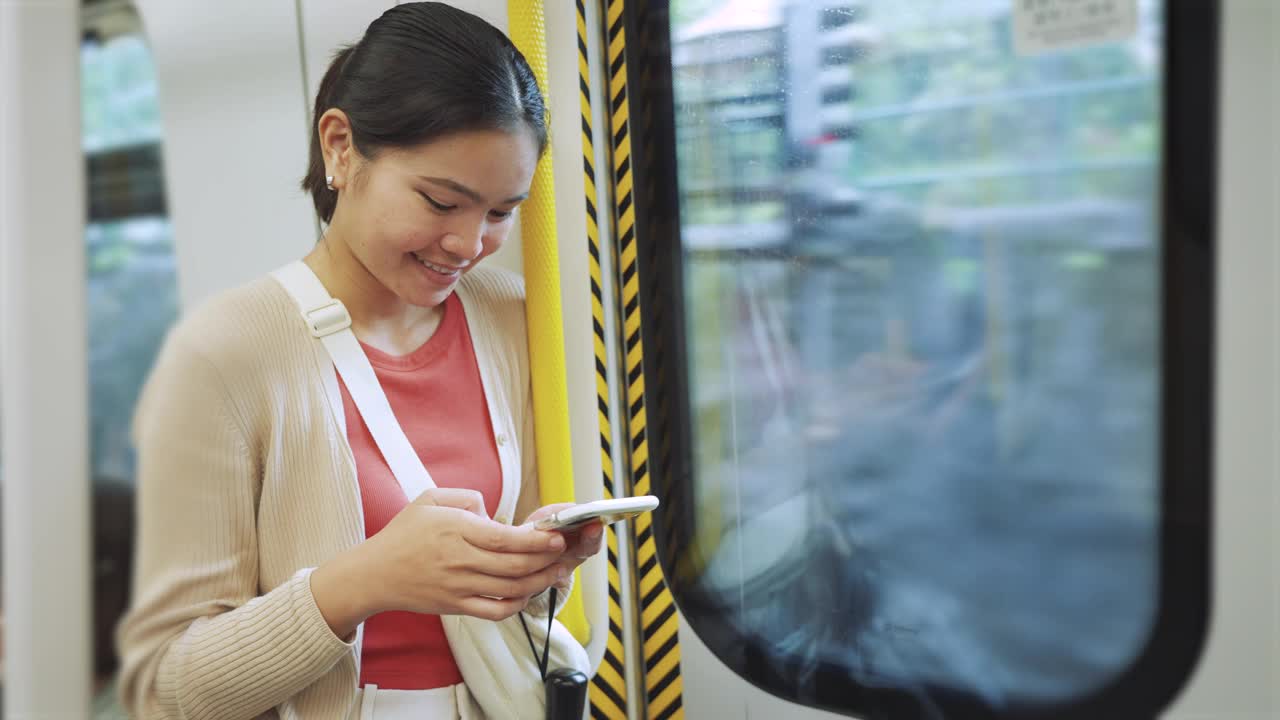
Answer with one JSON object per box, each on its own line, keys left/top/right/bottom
{"left": 0, "top": 0, "right": 94, "bottom": 717}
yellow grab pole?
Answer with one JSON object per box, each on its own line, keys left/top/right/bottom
{"left": 508, "top": 0, "right": 589, "bottom": 644}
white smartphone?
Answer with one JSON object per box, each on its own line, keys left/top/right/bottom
{"left": 534, "top": 496, "right": 660, "bottom": 531}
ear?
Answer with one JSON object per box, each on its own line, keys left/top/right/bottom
{"left": 317, "top": 108, "right": 355, "bottom": 190}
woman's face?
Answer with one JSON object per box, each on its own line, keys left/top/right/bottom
{"left": 330, "top": 125, "right": 539, "bottom": 309}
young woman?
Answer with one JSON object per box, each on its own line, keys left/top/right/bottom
{"left": 116, "top": 4, "right": 603, "bottom": 718}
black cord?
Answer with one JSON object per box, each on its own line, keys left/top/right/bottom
{"left": 542, "top": 587, "right": 555, "bottom": 678}
{"left": 519, "top": 586, "right": 558, "bottom": 681}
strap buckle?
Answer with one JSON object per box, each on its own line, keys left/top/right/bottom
{"left": 305, "top": 299, "right": 351, "bottom": 338}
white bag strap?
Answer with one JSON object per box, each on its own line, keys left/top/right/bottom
{"left": 271, "top": 260, "right": 434, "bottom": 500}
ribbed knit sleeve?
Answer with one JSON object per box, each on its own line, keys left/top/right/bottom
{"left": 115, "top": 330, "right": 353, "bottom": 720}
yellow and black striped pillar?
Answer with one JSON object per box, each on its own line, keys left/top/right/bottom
{"left": 580, "top": 0, "right": 631, "bottom": 717}
{"left": 600, "top": 0, "right": 685, "bottom": 717}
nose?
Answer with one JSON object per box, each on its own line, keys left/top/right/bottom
{"left": 440, "top": 216, "right": 486, "bottom": 262}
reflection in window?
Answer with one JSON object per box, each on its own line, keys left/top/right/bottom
{"left": 82, "top": 3, "right": 177, "bottom": 715}
{"left": 664, "top": 0, "right": 1178, "bottom": 715}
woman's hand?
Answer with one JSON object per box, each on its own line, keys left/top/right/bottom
{"left": 521, "top": 503, "right": 606, "bottom": 596}
{"left": 311, "top": 488, "right": 570, "bottom": 639}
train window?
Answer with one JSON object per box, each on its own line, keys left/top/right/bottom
{"left": 641, "top": 0, "right": 1215, "bottom": 717}
{"left": 82, "top": 1, "right": 176, "bottom": 713}
{"left": 83, "top": 4, "right": 176, "bottom": 485}
{"left": 819, "top": 6, "right": 864, "bottom": 31}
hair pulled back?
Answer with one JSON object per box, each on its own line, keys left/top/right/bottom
{"left": 301, "top": 2, "right": 548, "bottom": 223}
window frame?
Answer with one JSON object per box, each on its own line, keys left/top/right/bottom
{"left": 628, "top": 1, "right": 1217, "bottom": 717}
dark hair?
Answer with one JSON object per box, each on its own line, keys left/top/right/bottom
{"left": 301, "top": 2, "right": 548, "bottom": 223}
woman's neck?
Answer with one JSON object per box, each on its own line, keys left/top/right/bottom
{"left": 303, "top": 232, "right": 444, "bottom": 356}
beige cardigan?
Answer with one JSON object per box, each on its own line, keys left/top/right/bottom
{"left": 117, "top": 266, "right": 544, "bottom": 719}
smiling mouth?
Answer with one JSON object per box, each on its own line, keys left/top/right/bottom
{"left": 413, "top": 255, "right": 463, "bottom": 275}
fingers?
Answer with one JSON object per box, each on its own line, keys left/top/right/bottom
{"left": 564, "top": 521, "right": 605, "bottom": 559}
{"left": 580, "top": 521, "right": 604, "bottom": 556}
{"left": 452, "top": 512, "right": 603, "bottom": 583}
{"left": 462, "top": 542, "right": 564, "bottom": 579}
{"left": 414, "top": 488, "right": 487, "bottom": 517}
{"left": 538, "top": 522, "right": 605, "bottom": 581}
{"left": 457, "top": 563, "right": 568, "bottom": 601}
{"left": 460, "top": 513, "right": 565, "bottom": 554}
{"left": 456, "top": 595, "right": 529, "bottom": 622}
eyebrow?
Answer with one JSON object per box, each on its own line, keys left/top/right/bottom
{"left": 420, "top": 176, "right": 529, "bottom": 205}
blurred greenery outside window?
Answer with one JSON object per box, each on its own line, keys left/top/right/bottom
{"left": 82, "top": 17, "right": 179, "bottom": 486}
{"left": 666, "top": 0, "right": 1168, "bottom": 712}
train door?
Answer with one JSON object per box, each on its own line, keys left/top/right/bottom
{"left": 581, "top": 0, "right": 1267, "bottom": 718}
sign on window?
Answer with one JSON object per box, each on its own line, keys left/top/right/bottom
{"left": 1013, "top": 0, "right": 1139, "bottom": 55}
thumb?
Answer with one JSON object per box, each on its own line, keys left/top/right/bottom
{"left": 413, "top": 487, "right": 487, "bottom": 517}
{"left": 523, "top": 502, "right": 576, "bottom": 525}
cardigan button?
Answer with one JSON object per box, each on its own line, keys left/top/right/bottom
{"left": 496, "top": 433, "right": 508, "bottom": 447}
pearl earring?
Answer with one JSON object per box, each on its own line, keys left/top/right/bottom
{"left": 325, "top": 175, "right": 335, "bottom": 191}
